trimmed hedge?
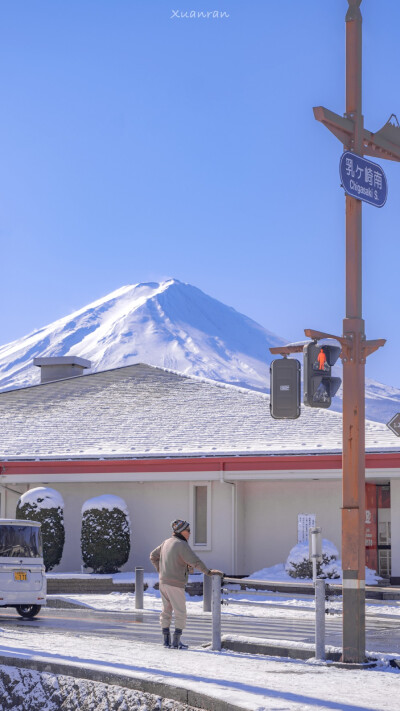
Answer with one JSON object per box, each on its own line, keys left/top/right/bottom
{"left": 16, "top": 492, "right": 65, "bottom": 572}
{"left": 81, "top": 504, "right": 130, "bottom": 574}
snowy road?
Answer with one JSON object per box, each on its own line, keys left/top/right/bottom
{"left": 2, "top": 604, "right": 400, "bottom": 655}
{"left": 1, "top": 594, "right": 400, "bottom": 711}
{"left": 0, "top": 608, "right": 399, "bottom": 711}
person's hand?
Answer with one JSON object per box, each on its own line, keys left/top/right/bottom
{"left": 210, "top": 569, "right": 224, "bottom": 577}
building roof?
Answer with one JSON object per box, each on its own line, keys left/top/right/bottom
{"left": 0, "top": 363, "right": 396, "bottom": 460}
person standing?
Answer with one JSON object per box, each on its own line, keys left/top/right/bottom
{"left": 150, "top": 519, "right": 223, "bottom": 649}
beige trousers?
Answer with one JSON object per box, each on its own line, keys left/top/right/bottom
{"left": 159, "top": 583, "right": 187, "bottom": 630}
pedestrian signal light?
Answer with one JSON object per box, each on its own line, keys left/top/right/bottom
{"left": 270, "top": 357, "right": 301, "bottom": 419}
{"left": 303, "top": 342, "right": 341, "bottom": 408}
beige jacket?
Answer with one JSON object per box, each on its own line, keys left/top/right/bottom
{"left": 150, "top": 535, "right": 211, "bottom": 588}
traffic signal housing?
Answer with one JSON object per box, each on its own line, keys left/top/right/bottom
{"left": 270, "top": 357, "right": 301, "bottom": 419}
{"left": 303, "top": 342, "right": 341, "bottom": 408}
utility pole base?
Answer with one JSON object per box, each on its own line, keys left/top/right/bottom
{"left": 341, "top": 577, "right": 366, "bottom": 663}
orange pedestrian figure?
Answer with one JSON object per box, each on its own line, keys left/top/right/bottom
{"left": 317, "top": 348, "right": 327, "bottom": 371}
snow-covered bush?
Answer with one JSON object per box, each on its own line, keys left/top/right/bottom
{"left": 16, "top": 487, "right": 65, "bottom": 571}
{"left": 285, "top": 539, "right": 340, "bottom": 579}
{"left": 81, "top": 495, "right": 131, "bottom": 574}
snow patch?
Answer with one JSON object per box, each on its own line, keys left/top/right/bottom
{"left": 81, "top": 495, "right": 130, "bottom": 518}
{"left": 19, "top": 487, "right": 64, "bottom": 510}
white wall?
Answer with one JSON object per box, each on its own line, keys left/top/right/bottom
{"left": 209, "top": 481, "right": 236, "bottom": 574}
{"left": 7, "top": 480, "right": 234, "bottom": 574}
{"left": 58, "top": 480, "right": 192, "bottom": 572}
{"left": 3, "top": 484, "right": 28, "bottom": 519}
{"left": 14, "top": 475, "right": 400, "bottom": 579}
{"left": 242, "top": 479, "right": 342, "bottom": 575}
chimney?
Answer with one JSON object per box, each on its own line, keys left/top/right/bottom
{"left": 33, "top": 356, "right": 91, "bottom": 384}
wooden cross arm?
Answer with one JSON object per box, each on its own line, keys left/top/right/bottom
{"left": 362, "top": 338, "right": 386, "bottom": 358}
{"left": 313, "top": 107, "right": 353, "bottom": 149}
{"left": 314, "top": 106, "right": 400, "bottom": 162}
{"left": 269, "top": 345, "right": 304, "bottom": 356}
{"left": 304, "top": 328, "right": 346, "bottom": 346}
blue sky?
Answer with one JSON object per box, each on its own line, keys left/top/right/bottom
{"left": 1, "top": 0, "right": 400, "bottom": 388}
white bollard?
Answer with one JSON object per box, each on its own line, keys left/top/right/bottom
{"left": 203, "top": 573, "right": 212, "bottom": 612}
{"left": 211, "top": 574, "right": 221, "bottom": 651}
{"left": 135, "top": 567, "right": 144, "bottom": 609}
{"left": 310, "top": 527, "right": 322, "bottom": 582}
{"left": 315, "top": 578, "right": 326, "bottom": 661}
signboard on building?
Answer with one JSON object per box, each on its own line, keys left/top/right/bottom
{"left": 297, "top": 513, "right": 316, "bottom": 544}
{"left": 339, "top": 151, "right": 388, "bottom": 208}
{"left": 387, "top": 413, "right": 400, "bottom": 436}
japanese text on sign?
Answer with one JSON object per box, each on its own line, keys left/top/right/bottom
{"left": 339, "top": 151, "right": 387, "bottom": 208}
{"left": 297, "top": 514, "right": 316, "bottom": 544}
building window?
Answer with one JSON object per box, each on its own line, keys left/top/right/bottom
{"left": 190, "top": 483, "right": 211, "bottom": 550}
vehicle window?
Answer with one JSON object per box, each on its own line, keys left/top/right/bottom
{"left": 0, "top": 525, "right": 42, "bottom": 558}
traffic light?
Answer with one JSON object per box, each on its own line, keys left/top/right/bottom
{"left": 303, "top": 342, "right": 341, "bottom": 408}
{"left": 270, "top": 357, "right": 301, "bottom": 419}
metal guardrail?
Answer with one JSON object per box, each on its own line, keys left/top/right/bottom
{"left": 135, "top": 569, "right": 327, "bottom": 657}
{"left": 206, "top": 574, "right": 326, "bottom": 659}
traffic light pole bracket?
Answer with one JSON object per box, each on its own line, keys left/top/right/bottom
{"left": 304, "top": 328, "right": 385, "bottom": 365}
{"left": 269, "top": 345, "right": 304, "bottom": 357}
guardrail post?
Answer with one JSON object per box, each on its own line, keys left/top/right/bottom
{"left": 135, "top": 566, "right": 144, "bottom": 609}
{"left": 203, "top": 572, "right": 212, "bottom": 612}
{"left": 211, "top": 574, "right": 221, "bottom": 651}
{"left": 315, "top": 578, "right": 326, "bottom": 661}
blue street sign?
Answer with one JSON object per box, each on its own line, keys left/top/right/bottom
{"left": 339, "top": 151, "right": 388, "bottom": 207}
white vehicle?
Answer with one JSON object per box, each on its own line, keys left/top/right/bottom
{"left": 0, "top": 519, "right": 46, "bottom": 618}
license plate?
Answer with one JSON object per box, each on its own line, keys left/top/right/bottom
{"left": 14, "top": 571, "right": 27, "bottom": 581}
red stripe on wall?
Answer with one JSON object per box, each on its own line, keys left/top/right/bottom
{"left": 1, "top": 452, "right": 399, "bottom": 477}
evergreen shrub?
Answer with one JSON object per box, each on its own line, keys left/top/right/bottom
{"left": 81, "top": 496, "right": 131, "bottom": 574}
{"left": 16, "top": 487, "right": 65, "bottom": 571}
{"left": 285, "top": 539, "right": 340, "bottom": 579}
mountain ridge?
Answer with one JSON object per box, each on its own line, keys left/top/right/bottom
{"left": 0, "top": 278, "right": 399, "bottom": 424}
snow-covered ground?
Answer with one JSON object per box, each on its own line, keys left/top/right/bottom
{"left": 47, "top": 560, "right": 383, "bottom": 586}
{"left": 46, "top": 570, "right": 400, "bottom": 620}
{"left": 46, "top": 588, "right": 400, "bottom": 620}
{"left": 0, "top": 665, "right": 186, "bottom": 711}
{"left": 45, "top": 565, "right": 392, "bottom": 621}
{"left": 1, "top": 589, "right": 400, "bottom": 711}
{"left": 2, "top": 569, "right": 399, "bottom": 711}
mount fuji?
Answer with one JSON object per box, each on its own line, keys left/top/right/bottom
{"left": 0, "top": 279, "right": 285, "bottom": 393}
{"left": 0, "top": 278, "right": 399, "bottom": 424}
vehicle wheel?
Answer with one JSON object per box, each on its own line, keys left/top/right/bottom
{"left": 15, "top": 604, "right": 41, "bottom": 618}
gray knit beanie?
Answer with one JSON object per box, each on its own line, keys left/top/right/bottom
{"left": 171, "top": 519, "right": 190, "bottom": 534}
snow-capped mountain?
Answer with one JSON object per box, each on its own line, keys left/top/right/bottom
{"left": 0, "top": 279, "right": 285, "bottom": 393}
{"left": 0, "top": 278, "right": 399, "bottom": 424}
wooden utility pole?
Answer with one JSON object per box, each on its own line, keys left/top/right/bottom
{"left": 314, "top": 0, "right": 400, "bottom": 663}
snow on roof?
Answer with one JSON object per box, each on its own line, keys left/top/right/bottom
{"left": 0, "top": 363, "right": 396, "bottom": 460}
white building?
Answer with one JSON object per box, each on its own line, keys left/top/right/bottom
{"left": 0, "top": 359, "right": 398, "bottom": 580}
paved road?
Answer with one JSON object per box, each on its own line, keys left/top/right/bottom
{"left": 1, "top": 606, "right": 400, "bottom": 655}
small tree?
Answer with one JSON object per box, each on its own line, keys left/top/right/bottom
{"left": 16, "top": 487, "right": 65, "bottom": 572}
{"left": 285, "top": 539, "right": 340, "bottom": 579}
{"left": 81, "top": 495, "right": 131, "bottom": 574}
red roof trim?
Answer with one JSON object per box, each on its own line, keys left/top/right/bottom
{"left": 1, "top": 452, "right": 399, "bottom": 476}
